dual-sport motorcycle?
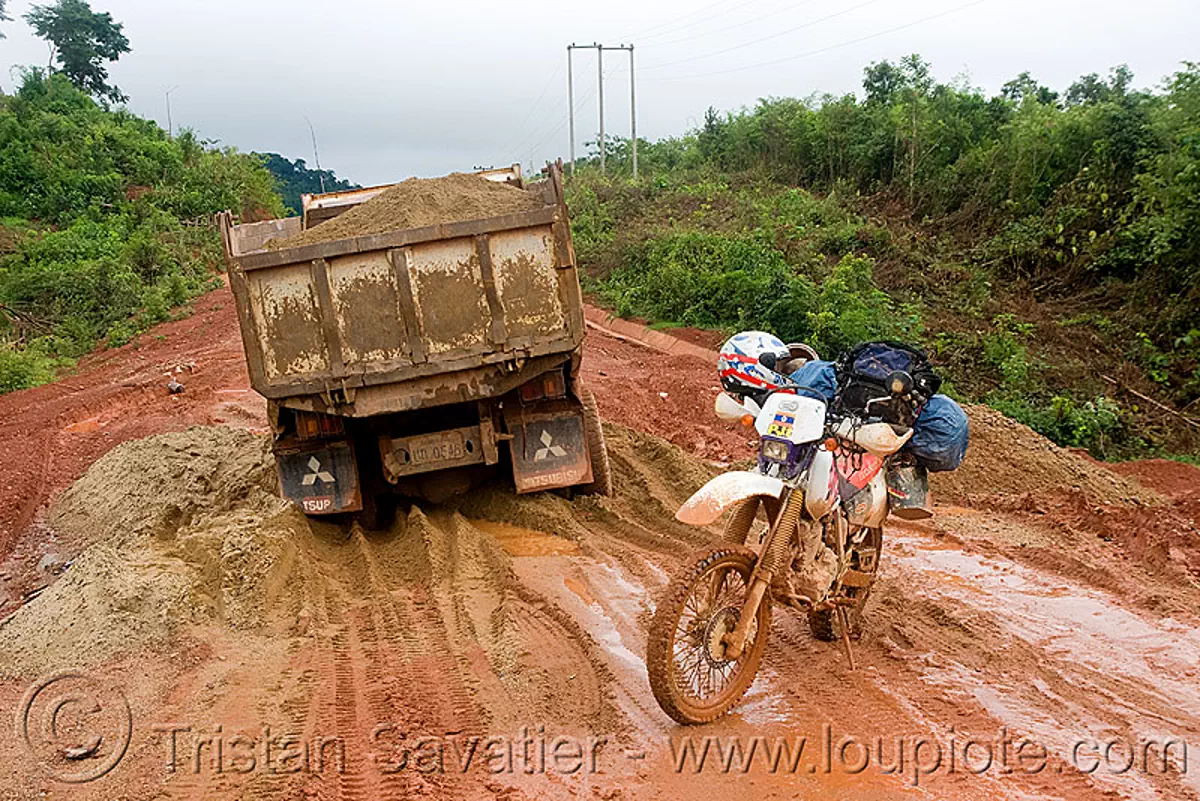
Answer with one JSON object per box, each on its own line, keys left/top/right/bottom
{"left": 646, "top": 344, "right": 931, "bottom": 725}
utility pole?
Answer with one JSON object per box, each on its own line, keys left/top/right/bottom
{"left": 164, "top": 85, "right": 179, "bottom": 138}
{"left": 305, "top": 117, "right": 327, "bottom": 194}
{"left": 565, "top": 43, "right": 635, "bottom": 178}
{"left": 567, "top": 45, "right": 576, "bottom": 174}
{"left": 629, "top": 46, "right": 637, "bottom": 179}
{"left": 597, "top": 45, "right": 605, "bottom": 174}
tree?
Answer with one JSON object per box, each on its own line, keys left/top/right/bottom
{"left": 863, "top": 60, "right": 907, "bottom": 104}
{"left": 24, "top": 0, "right": 130, "bottom": 104}
{"left": 1001, "top": 72, "right": 1059, "bottom": 106}
{"left": 256, "top": 153, "right": 359, "bottom": 216}
{"left": 1065, "top": 65, "right": 1134, "bottom": 107}
{"left": 0, "top": 1, "right": 11, "bottom": 39}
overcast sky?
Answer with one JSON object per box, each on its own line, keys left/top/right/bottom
{"left": 1, "top": 0, "right": 1197, "bottom": 185}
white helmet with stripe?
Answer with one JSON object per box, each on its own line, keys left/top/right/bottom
{"left": 718, "top": 331, "right": 791, "bottom": 396}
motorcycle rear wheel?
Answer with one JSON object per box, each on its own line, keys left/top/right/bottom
{"left": 647, "top": 546, "right": 771, "bottom": 724}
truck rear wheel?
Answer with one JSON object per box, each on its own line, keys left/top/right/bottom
{"left": 354, "top": 434, "right": 396, "bottom": 531}
{"left": 577, "top": 386, "right": 613, "bottom": 497}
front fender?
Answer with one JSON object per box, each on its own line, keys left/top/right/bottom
{"left": 676, "top": 471, "right": 785, "bottom": 527}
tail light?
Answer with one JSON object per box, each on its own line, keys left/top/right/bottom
{"left": 519, "top": 371, "right": 567, "bottom": 403}
{"left": 295, "top": 411, "right": 345, "bottom": 440}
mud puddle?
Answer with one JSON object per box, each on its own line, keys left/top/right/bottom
{"left": 468, "top": 519, "right": 580, "bottom": 557}
{"left": 888, "top": 517, "right": 1200, "bottom": 798}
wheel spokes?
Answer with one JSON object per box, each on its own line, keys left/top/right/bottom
{"left": 670, "top": 563, "right": 758, "bottom": 704}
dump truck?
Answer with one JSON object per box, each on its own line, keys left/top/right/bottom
{"left": 218, "top": 162, "right": 610, "bottom": 527}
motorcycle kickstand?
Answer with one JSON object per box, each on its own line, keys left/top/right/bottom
{"left": 836, "top": 607, "right": 857, "bottom": 671}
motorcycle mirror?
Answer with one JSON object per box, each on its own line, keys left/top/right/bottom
{"left": 887, "top": 370, "right": 914, "bottom": 396}
{"left": 758, "top": 351, "right": 777, "bottom": 371}
{"left": 714, "top": 392, "right": 753, "bottom": 424}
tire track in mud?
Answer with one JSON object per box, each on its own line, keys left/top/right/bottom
{"left": 526, "top": 478, "right": 1177, "bottom": 799}
{"left": 11, "top": 400, "right": 1200, "bottom": 800}
{"left": 295, "top": 524, "right": 483, "bottom": 801}
{"left": 879, "top": 518, "right": 1200, "bottom": 801}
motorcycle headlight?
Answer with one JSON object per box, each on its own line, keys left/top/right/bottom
{"left": 761, "top": 439, "right": 791, "bottom": 463}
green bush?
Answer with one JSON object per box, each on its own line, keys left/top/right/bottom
{"left": 0, "top": 340, "right": 71, "bottom": 392}
{"left": 596, "top": 227, "right": 914, "bottom": 357}
{"left": 988, "top": 393, "right": 1130, "bottom": 457}
{"left": 0, "top": 71, "right": 286, "bottom": 394}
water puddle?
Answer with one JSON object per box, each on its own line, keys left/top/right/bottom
{"left": 469, "top": 519, "right": 581, "bottom": 557}
{"left": 892, "top": 530, "right": 1200, "bottom": 797}
{"left": 893, "top": 533, "right": 1200, "bottom": 713}
{"left": 563, "top": 575, "right": 596, "bottom": 605}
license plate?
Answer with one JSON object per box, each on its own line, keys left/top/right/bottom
{"left": 407, "top": 431, "right": 465, "bottom": 465}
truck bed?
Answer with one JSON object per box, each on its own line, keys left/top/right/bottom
{"left": 219, "top": 167, "right": 583, "bottom": 413}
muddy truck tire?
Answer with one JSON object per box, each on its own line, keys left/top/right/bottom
{"left": 577, "top": 386, "right": 613, "bottom": 497}
{"left": 354, "top": 433, "right": 397, "bottom": 532}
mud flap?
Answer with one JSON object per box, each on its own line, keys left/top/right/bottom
{"left": 275, "top": 440, "right": 362, "bottom": 515}
{"left": 506, "top": 407, "right": 592, "bottom": 493}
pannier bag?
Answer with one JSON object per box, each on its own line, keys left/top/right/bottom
{"left": 790, "top": 349, "right": 968, "bottom": 472}
{"left": 906, "top": 393, "right": 969, "bottom": 472}
{"left": 834, "top": 341, "right": 943, "bottom": 417}
{"left": 788, "top": 359, "right": 839, "bottom": 404}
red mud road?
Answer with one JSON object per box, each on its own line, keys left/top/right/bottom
{"left": 1, "top": 286, "right": 1199, "bottom": 801}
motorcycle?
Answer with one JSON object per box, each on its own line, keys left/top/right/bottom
{"left": 646, "top": 354, "right": 928, "bottom": 725}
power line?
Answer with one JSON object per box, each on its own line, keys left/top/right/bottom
{"left": 500, "top": 61, "right": 565, "bottom": 160}
{"left": 647, "top": 0, "right": 821, "bottom": 49}
{"left": 513, "top": 81, "right": 598, "bottom": 168}
{"left": 613, "top": 0, "right": 743, "bottom": 42}
{"left": 533, "top": 83, "right": 597, "bottom": 155}
{"left": 508, "top": 51, "right": 595, "bottom": 163}
{"left": 634, "top": 0, "right": 886, "bottom": 73}
{"left": 632, "top": 0, "right": 765, "bottom": 43}
{"left": 649, "top": 0, "right": 988, "bottom": 81}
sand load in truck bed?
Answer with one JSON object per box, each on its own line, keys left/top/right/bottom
{"left": 270, "top": 172, "right": 547, "bottom": 249}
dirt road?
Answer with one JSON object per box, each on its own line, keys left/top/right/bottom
{"left": 1, "top": 286, "right": 1198, "bottom": 801}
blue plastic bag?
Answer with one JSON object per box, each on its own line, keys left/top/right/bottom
{"left": 788, "top": 360, "right": 838, "bottom": 403}
{"left": 908, "top": 394, "right": 969, "bottom": 472}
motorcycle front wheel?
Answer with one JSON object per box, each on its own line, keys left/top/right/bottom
{"left": 646, "top": 546, "right": 771, "bottom": 725}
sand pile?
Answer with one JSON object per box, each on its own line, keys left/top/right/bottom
{"left": 272, "top": 173, "right": 546, "bottom": 250}
{"left": 0, "top": 421, "right": 716, "bottom": 683}
{"left": 0, "top": 428, "right": 296, "bottom": 676}
{"left": 932, "top": 404, "right": 1159, "bottom": 506}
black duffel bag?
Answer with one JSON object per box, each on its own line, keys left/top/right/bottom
{"left": 834, "top": 341, "right": 943, "bottom": 426}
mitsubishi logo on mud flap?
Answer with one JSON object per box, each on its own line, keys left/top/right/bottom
{"left": 534, "top": 430, "right": 568, "bottom": 462}
{"left": 302, "top": 457, "right": 336, "bottom": 486}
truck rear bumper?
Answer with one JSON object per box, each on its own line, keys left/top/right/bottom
{"left": 274, "top": 440, "right": 363, "bottom": 515}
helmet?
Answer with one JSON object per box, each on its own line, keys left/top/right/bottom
{"left": 718, "top": 331, "right": 792, "bottom": 396}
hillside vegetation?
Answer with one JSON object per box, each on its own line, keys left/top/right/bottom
{"left": 569, "top": 57, "right": 1200, "bottom": 460}
{"left": 0, "top": 71, "right": 284, "bottom": 392}
{"left": 256, "top": 152, "right": 359, "bottom": 217}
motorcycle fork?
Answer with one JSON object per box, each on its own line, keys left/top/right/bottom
{"left": 723, "top": 488, "right": 803, "bottom": 660}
